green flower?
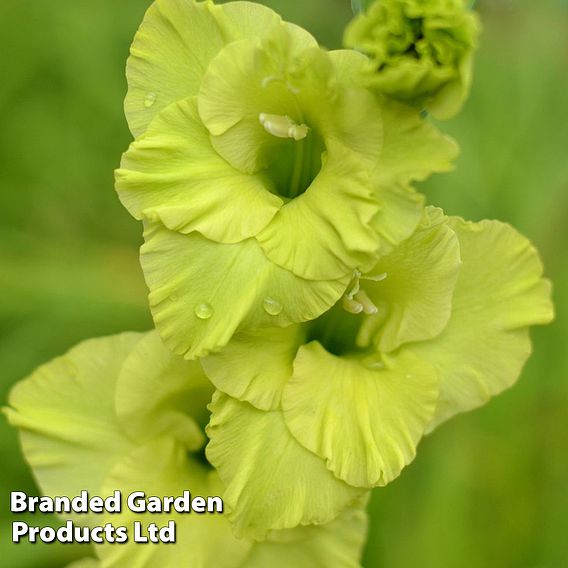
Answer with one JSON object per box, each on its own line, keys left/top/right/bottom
{"left": 203, "top": 209, "right": 553, "bottom": 499}
{"left": 5, "top": 331, "right": 368, "bottom": 567}
{"left": 115, "top": 0, "right": 458, "bottom": 359}
{"left": 344, "top": 0, "right": 481, "bottom": 119}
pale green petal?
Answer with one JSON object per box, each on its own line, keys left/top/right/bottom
{"left": 198, "top": 26, "right": 318, "bottom": 174}
{"left": 199, "top": 33, "right": 380, "bottom": 173}
{"left": 427, "top": 50, "right": 476, "bottom": 121}
{"left": 328, "top": 57, "right": 457, "bottom": 258}
{"left": 116, "top": 98, "right": 281, "bottom": 244}
{"left": 375, "top": 98, "right": 458, "bottom": 188}
{"left": 98, "top": 437, "right": 252, "bottom": 568}
{"left": 371, "top": 183, "right": 424, "bottom": 258}
{"left": 282, "top": 342, "right": 438, "bottom": 488}
{"left": 243, "top": 497, "right": 368, "bottom": 568}
{"left": 125, "top": 0, "right": 284, "bottom": 137}
{"left": 412, "top": 218, "right": 555, "bottom": 431}
{"left": 206, "top": 391, "right": 364, "bottom": 539}
{"left": 141, "top": 223, "right": 349, "bottom": 359}
{"left": 357, "top": 211, "right": 461, "bottom": 351}
{"left": 257, "top": 148, "right": 380, "bottom": 281}
{"left": 197, "top": 33, "right": 383, "bottom": 281}
{"left": 201, "top": 326, "right": 304, "bottom": 411}
{"left": 325, "top": 50, "right": 384, "bottom": 168}
{"left": 4, "top": 333, "right": 141, "bottom": 523}
{"left": 116, "top": 330, "right": 212, "bottom": 450}
{"left": 198, "top": 28, "right": 382, "bottom": 174}
{"left": 327, "top": 49, "right": 370, "bottom": 85}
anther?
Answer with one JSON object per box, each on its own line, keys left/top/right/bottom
{"left": 259, "top": 113, "right": 308, "bottom": 141}
{"left": 354, "top": 290, "right": 378, "bottom": 315}
{"left": 342, "top": 295, "right": 364, "bottom": 314}
{"left": 363, "top": 272, "right": 387, "bottom": 282}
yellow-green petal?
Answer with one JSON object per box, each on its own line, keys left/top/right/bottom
{"left": 357, "top": 210, "right": 461, "bottom": 351}
{"left": 206, "top": 391, "right": 364, "bottom": 539}
{"left": 257, "top": 148, "right": 380, "bottom": 281}
{"left": 4, "top": 333, "right": 142, "bottom": 523}
{"left": 282, "top": 342, "right": 438, "bottom": 488}
{"left": 116, "top": 98, "right": 282, "bottom": 244}
{"left": 243, "top": 497, "right": 369, "bottom": 568}
{"left": 197, "top": 31, "right": 383, "bottom": 281}
{"left": 412, "top": 217, "right": 554, "bottom": 431}
{"left": 198, "top": 27, "right": 318, "bottom": 174}
{"left": 125, "top": 0, "right": 283, "bottom": 137}
{"left": 366, "top": 99, "right": 458, "bottom": 258}
{"left": 98, "top": 437, "right": 252, "bottom": 568}
{"left": 116, "top": 330, "right": 212, "bottom": 450}
{"left": 375, "top": 98, "right": 459, "bottom": 188}
{"left": 201, "top": 326, "right": 305, "bottom": 411}
{"left": 141, "top": 223, "right": 349, "bottom": 359}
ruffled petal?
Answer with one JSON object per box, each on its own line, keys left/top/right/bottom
{"left": 411, "top": 217, "right": 554, "bottom": 431}
{"left": 201, "top": 326, "right": 304, "bottom": 411}
{"left": 368, "top": 183, "right": 424, "bottom": 259}
{"left": 243, "top": 496, "right": 368, "bottom": 568}
{"left": 256, "top": 148, "right": 380, "bottom": 280}
{"left": 4, "top": 333, "right": 142, "bottom": 524}
{"left": 375, "top": 98, "right": 458, "bottom": 188}
{"left": 98, "top": 438, "right": 252, "bottom": 568}
{"left": 125, "top": 0, "right": 283, "bottom": 137}
{"left": 198, "top": 26, "right": 318, "bottom": 174}
{"left": 282, "top": 342, "right": 438, "bottom": 488}
{"left": 206, "top": 391, "right": 364, "bottom": 539}
{"left": 116, "top": 330, "right": 212, "bottom": 450}
{"left": 141, "top": 223, "right": 349, "bottom": 359}
{"left": 116, "top": 98, "right": 282, "bottom": 244}
{"left": 198, "top": 34, "right": 383, "bottom": 281}
{"left": 357, "top": 209, "right": 461, "bottom": 351}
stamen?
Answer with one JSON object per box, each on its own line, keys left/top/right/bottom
{"left": 342, "top": 295, "right": 364, "bottom": 314}
{"left": 362, "top": 272, "right": 388, "bottom": 282}
{"left": 259, "top": 113, "right": 309, "bottom": 141}
{"left": 346, "top": 279, "right": 361, "bottom": 301}
{"left": 346, "top": 270, "right": 362, "bottom": 300}
{"left": 341, "top": 269, "right": 380, "bottom": 315}
{"left": 354, "top": 290, "right": 378, "bottom": 315}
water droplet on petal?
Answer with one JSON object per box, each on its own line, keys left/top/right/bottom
{"left": 263, "top": 296, "right": 283, "bottom": 316}
{"left": 144, "top": 92, "right": 157, "bottom": 108}
{"left": 194, "top": 303, "right": 213, "bottom": 320}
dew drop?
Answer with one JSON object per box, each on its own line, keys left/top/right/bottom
{"left": 144, "top": 92, "right": 157, "bottom": 108}
{"left": 194, "top": 303, "right": 213, "bottom": 320}
{"left": 263, "top": 296, "right": 283, "bottom": 316}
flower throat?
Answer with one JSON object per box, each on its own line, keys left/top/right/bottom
{"left": 261, "top": 112, "right": 325, "bottom": 199}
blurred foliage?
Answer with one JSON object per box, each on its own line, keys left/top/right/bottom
{"left": 0, "top": 0, "right": 566, "bottom": 566}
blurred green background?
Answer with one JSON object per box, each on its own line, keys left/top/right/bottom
{"left": 0, "top": 0, "right": 566, "bottom": 566}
